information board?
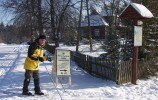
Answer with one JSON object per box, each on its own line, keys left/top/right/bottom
{"left": 134, "top": 26, "right": 142, "bottom": 46}
{"left": 56, "top": 49, "right": 71, "bottom": 76}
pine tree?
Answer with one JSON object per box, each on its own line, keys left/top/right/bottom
{"left": 102, "top": 0, "right": 132, "bottom": 60}
{"left": 141, "top": 0, "right": 158, "bottom": 58}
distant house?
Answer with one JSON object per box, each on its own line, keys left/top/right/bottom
{"left": 81, "top": 9, "right": 109, "bottom": 39}
{"left": 80, "top": 8, "right": 122, "bottom": 40}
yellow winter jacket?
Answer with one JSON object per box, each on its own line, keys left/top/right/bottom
{"left": 24, "top": 42, "right": 47, "bottom": 70}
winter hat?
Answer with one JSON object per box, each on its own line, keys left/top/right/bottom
{"left": 38, "top": 35, "right": 46, "bottom": 40}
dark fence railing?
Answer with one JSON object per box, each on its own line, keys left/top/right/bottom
{"left": 73, "top": 52, "right": 118, "bottom": 82}
{"left": 72, "top": 52, "right": 158, "bottom": 84}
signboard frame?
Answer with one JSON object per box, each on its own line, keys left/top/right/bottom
{"left": 56, "top": 49, "right": 71, "bottom": 76}
{"left": 55, "top": 49, "right": 71, "bottom": 86}
{"left": 134, "top": 26, "right": 142, "bottom": 46}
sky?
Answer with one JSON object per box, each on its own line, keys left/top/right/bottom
{"left": 0, "top": 0, "right": 14, "bottom": 25}
{"left": 0, "top": 0, "right": 132, "bottom": 25}
{"left": 0, "top": 10, "right": 13, "bottom": 25}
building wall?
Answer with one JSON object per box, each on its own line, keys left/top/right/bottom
{"left": 81, "top": 26, "right": 107, "bottom": 39}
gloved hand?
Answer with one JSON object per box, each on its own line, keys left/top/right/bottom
{"left": 37, "top": 57, "right": 44, "bottom": 62}
{"left": 47, "top": 57, "right": 52, "bottom": 62}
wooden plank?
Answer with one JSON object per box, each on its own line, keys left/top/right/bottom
{"left": 117, "top": 60, "right": 132, "bottom": 84}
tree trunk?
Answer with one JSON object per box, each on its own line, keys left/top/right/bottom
{"left": 86, "top": 0, "right": 92, "bottom": 51}
{"left": 37, "top": 0, "right": 43, "bottom": 35}
{"left": 76, "top": 0, "right": 83, "bottom": 52}
{"left": 31, "top": 0, "right": 36, "bottom": 41}
{"left": 50, "top": 0, "right": 56, "bottom": 40}
{"left": 51, "top": 0, "right": 71, "bottom": 47}
{"left": 50, "top": 0, "right": 59, "bottom": 47}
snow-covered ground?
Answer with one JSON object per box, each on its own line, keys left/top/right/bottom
{"left": 0, "top": 43, "right": 158, "bottom": 100}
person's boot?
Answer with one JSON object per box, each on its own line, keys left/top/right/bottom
{"left": 22, "top": 78, "right": 33, "bottom": 96}
{"left": 34, "top": 78, "right": 44, "bottom": 95}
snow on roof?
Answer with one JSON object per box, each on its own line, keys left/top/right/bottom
{"left": 120, "top": 3, "right": 154, "bottom": 18}
{"left": 81, "top": 15, "right": 109, "bottom": 27}
{"left": 131, "top": 3, "right": 154, "bottom": 18}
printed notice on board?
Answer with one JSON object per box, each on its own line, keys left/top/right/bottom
{"left": 134, "top": 26, "right": 142, "bottom": 46}
{"left": 56, "top": 49, "right": 71, "bottom": 76}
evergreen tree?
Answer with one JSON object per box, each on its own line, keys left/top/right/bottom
{"left": 141, "top": 0, "right": 158, "bottom": 58}
{"left": 101, "top": 0, "right": 132, "bottom": 60}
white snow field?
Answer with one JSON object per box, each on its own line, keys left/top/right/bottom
{"left": 0, "top": 44, "right": 157, "bottom": 100}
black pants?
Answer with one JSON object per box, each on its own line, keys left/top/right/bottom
{"left": 23, "top": 70, "right": 41, "bottom": 93}
{"left": 24, "top": 70, "right": 39, "bottom": 79}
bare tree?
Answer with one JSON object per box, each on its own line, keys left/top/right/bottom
{"left": 48, "top": 0, "right": 79, "bottom": 47}
{"left": 50, "top": 0, "right": 56, "bottom": 43}
{"left": 1, "top": 0, "right": 80, "bottom": 44}
{"left": 30, "top": 0, "right": 36, "bottom": 41}
{"left": 86, "top": 0, "right": 92, "bottom": 51}
{"left": 76, "top": 0, "right": 83, "bottom": 52}
{"left": 37, "top": 0, "right": 44, "bottom": 35}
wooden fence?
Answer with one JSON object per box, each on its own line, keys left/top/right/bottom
{"left": 73, "top": 52, "right": 118, "bottom": 81}
{"left": 72, "top": 52, "right": 158, "bottom": 84}
{"left": 117, "top": 61, "right": 132, "bottom": 84}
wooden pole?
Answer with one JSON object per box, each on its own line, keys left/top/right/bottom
{"left": 52, "top": 49, "right": 57, "bottom": 76}
{"left": 131, "top": 19, "right": 138, "bottom": 84}
{"left": 132, "top": 46, "right": 138, "bottom": 84}
{"left": 131, "top": 0, "right": 138, "bottom": 85}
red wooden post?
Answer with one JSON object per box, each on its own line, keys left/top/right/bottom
{"left": 132, "top": 19, "right": 138, "bottom": 84}
{"left": 132, "top": 45, "right": 138, "bottom": 84}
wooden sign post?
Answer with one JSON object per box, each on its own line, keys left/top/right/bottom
{"left": 119, "top": 3, "right": 153, "bottom": 84}
{"left": 54, "top": 49, "right": 71, "bottom": 86}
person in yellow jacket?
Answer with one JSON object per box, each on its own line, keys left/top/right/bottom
{"left": 22, "top": 35, "right": 47, "bottom": 96}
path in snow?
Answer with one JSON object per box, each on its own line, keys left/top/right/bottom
{"left": 0, "top": 44, "right": 157, "bottom": 100}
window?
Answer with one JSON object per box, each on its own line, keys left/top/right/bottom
{"left": 94, "top": 29, "right": 100, "bottom": 37}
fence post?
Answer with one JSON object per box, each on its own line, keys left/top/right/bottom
{"left": 115, "top": 60, "right": 120, "bottom": 84}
